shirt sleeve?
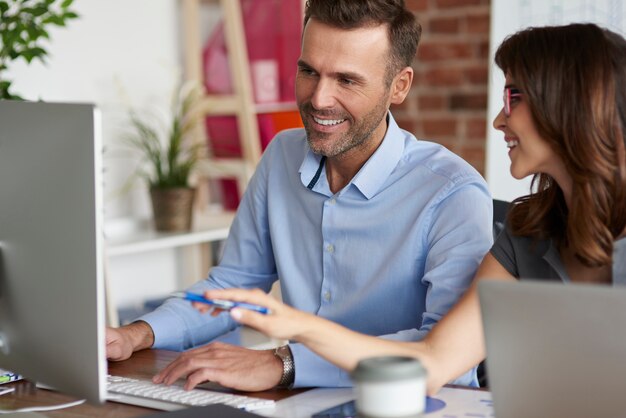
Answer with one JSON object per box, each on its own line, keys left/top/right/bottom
{"left": 139, "top": 143, "right": 279, "bottom": 351}
{"left": 418, "top": 180, "right": 493, "bottom": 337}
{"left": 489, "top": 226, "right": 519, "bottom": 277}
{"left": 290, "top": 179, "right": 492, "bottom": 388}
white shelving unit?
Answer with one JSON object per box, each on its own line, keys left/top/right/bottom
{"left": 181, "top": 0, "right": 305, "bottom": 200}
{"left": 104, "top": 211, "right": 236, "bottom": 327}
{"left": 107, "top": 211, "right": 234, "bottom": 257}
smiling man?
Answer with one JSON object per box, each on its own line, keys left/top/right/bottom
{"left": 106, "top": 0, "right": 493, "bottom": 392}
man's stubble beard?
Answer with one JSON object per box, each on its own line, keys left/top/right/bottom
{"left": 300, "top": 98, "right": 390, "bottom": 158}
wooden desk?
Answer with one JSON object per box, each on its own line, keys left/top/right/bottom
{"left": 0, "top": 349, "right": 299, "bottom": 417}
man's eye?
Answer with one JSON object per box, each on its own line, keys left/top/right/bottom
{"left": 340, "top": 78, "right": 355, "bottom": 85}
{"left": 298, "top": 67, "right": 316, "bottom": 76}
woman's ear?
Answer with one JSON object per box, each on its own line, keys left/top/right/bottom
{"left": 390, "top": 67, "right": 414, "bottom": 105}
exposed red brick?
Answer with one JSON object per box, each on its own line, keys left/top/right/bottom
{"left": 412, "top": 68, "right": 424, "bottom": 84}
{"left": 435, "top": 0, "right": 482, "bottom": 7}
{"left": 423, "top": 118, "right": 458, "bottom": 136}
{"left": 406, "top": 0, "right": 429, "bottom": 12}
{"left": 391, "top": 94, "right": 415, "bottom": 112}
{"left": 421, "top": 67, "right": 464, "bottom": 86}
{"left": 466, "top": 13, "right": 490, "bottom": 34}
{"left": 418, "top": 41, "right": 474, "bottom": 61}
{"left": 458, "top": 145, "right": 486, "bottom": 174}
{"left": 450, "top": 93, "right": 487, "bottom": 110}
{"left": 404, "top": 0, "right": 490, "bottom": 171}
{"left": 464, "top": 64, "right": 489, "bottom": 84}
{"left": 466, "top": 117, "right": 488, "bottom": 139}
{"left": 429, "top": 16, "right": 460, "bottom": 34}
{"left": 396, "top": 118, "right": 419, "bottom": 134}
{"left": 418, "top": 94, "right": 447, "bottom": 111}
{"left": 478, "top": 40, "right": 490, "bottom": 58}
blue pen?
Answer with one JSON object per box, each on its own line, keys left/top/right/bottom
{"left": 171, "top": 291, "right": 271, "bottom": 315}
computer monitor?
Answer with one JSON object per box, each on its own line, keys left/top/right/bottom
{"left": 0, "top": 101, "right": 106, "bottom": 404}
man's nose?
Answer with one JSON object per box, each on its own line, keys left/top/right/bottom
{"left": 310, "top": 78, "right": 337, "bottom": 110}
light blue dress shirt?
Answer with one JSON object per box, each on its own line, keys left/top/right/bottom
{"left": 141, "top": 113, "right": 493, "bottom": 388}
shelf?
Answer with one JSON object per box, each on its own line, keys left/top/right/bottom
{"left": 197, "top": 95, "right": 240, "bottom": 116}
{"left": 197, "top": 96, "right": 298, "bottom": 116}
{"left": 195, "top": 158, "right": 252, "bottom": 176}
{"left": 106, "top": 211, "right": 235, "bottom": 257}
{"left": 254, "top": 101, "right": 298, "bottom": 114}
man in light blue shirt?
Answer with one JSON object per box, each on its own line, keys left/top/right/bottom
{"left": 106, "top": 0, "right": 492, "bottom": 391}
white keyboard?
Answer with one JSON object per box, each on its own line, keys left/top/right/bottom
{"left": 107, "top": 375, "right": 275, "bottom": 411}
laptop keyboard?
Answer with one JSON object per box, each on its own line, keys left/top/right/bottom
{"left": 107, "top": 375, "right": 275, "bottom": 411}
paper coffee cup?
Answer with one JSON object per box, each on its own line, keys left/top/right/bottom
{"left": 351, "top": 356, "right": 427, "bottom": 417}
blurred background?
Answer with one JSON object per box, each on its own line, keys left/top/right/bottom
{"left": 5, "top": 0, "right": 623, "bottom": 325}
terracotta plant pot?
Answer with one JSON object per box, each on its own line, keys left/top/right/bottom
{"left": 149, "top": 187, "right": 195, "bottom": 232}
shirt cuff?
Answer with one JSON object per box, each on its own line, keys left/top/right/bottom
{"left": 289, "top": 342, "right": 353, "bottom": 388}
{"left": 139, "top": 299, "right": 190, "bottom": 351}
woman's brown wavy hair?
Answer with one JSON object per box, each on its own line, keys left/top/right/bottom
{"left": 495, "top": 23, "right": 626, "bottom": 267}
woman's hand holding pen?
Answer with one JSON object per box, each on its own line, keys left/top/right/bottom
{"left": 194, "top": 288, "right": 438, "bottom": 384}
{"left": 193, "top": 288, "right": 316, "bottom": 341}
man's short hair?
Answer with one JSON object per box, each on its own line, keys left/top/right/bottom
{"left": 303, "top": 0, "right": 422, "bottom": 85}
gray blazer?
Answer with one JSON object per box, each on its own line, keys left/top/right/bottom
{"left": 490, "top": 226, "right": 626, "bottom": 285}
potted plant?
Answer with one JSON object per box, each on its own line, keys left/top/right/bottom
{"left": 124, "top": 83, "right": 204, "bottom": 232}
{"left": 0, "top": 0, "right": 79, "bottom": 100}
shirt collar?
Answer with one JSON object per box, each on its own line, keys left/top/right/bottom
{"left": 350, "top": 112, "right": 404, "bottom": 199}
{"left": 299, "top": 146, "right": 327, "bottom": 194}
{"left": 542, "top": 241, "right": 570, "bottom": 282}
{"left": 298, "top": 112, "right": 405, "bottom": 199}
{"left": 543, "top": 236, "right": 626, "bottom": 286}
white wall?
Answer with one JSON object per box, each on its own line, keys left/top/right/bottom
{"left": 6, "top": 0, "right": 187, "bottom": 311}
{"left": 486, "top": 0, "right": 626, "bottom": 201}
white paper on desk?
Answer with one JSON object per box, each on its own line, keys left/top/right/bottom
{"left": 262, "top": 387, "right": 494, "bottom": 418}
{"left": 426, "top": 387, "right": 494, "bottom": 417}
{"left": 0, "top": 387, "right": 14, "bottom": 396}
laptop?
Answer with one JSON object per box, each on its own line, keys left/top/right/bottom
{"left": 478, "top": 279, "right": 626, "bottom": 418}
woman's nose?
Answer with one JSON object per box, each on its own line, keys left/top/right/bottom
{"left": 492, "top": 108, "right": 506, "bottom": 131}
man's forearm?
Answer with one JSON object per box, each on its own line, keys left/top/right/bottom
{"left": 127, "top": 320, "right": 155, "bottom": 351}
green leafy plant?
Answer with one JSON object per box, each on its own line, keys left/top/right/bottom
{"left": 125, "top": 83, "right": 205, "bottom": 189}
{"left": 0, "top": 0, "right": 79, "bottom": 100}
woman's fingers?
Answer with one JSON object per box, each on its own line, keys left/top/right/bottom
{"left": 206, "top": 288, "right": 277, "bottom": 308}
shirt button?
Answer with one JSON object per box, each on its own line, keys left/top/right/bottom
{"left": 329, "top": 198, "right": 336, "bottom": 205}
{"left": 324, "top": 291, "right": 331, "bottom": 301}
{"left": 326, "top": 244, "right": 334, "bottom": 253}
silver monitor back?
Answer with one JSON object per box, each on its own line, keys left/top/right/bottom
{"left": 0, "top": 101, "right": 106, "bottom": 404}
{"left": 479, "top": 279, "right": 626, "bottom": 418}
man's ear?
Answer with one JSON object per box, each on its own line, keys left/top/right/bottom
{"left": 390, "top": 66, "right": 413, "bottom": 105}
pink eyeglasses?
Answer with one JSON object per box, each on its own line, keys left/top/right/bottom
{"left": 503, "top": 87, "right": 522, "bottom": 117}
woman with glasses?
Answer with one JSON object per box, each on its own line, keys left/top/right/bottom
{"left": 193, "top": 23, "right": 626, "bottom": 394}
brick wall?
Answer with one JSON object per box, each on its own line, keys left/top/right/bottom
{"left": 393, "top": 0, "right": 491, "bottom": 174}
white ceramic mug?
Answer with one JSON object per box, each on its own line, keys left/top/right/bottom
{"left": 351, "top": 356, "right": 427, "bottom": 417}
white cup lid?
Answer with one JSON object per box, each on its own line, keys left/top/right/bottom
{"left": 351, "top": 356, "right": 427, "bottom": 382}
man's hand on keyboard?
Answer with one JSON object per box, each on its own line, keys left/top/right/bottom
{"left": 152, "top": 342, "right": 283, "bottom": 392}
